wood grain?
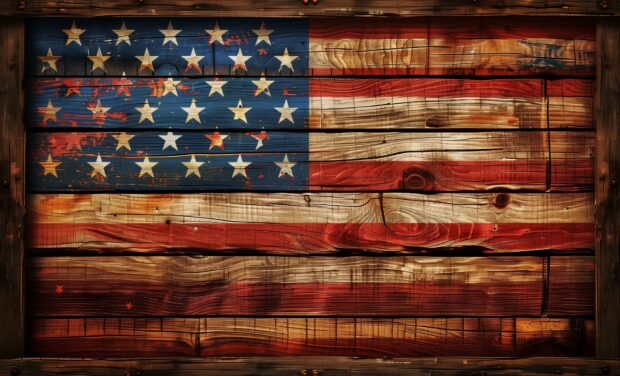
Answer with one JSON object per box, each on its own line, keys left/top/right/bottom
{"left": 2, "top": 357, "right": 620, "bottom": 376}
{"left": 0, "top": 16, "right": 24, "bottom": 358}
{"left": 1, "top": 0, "right": 617, "bottom": 17}
{"left": 26, "top": 78, "right": 595, "bottom": 130}
{"left": 24, "top": 18, "right": 596, "bottom": 77}
{"left": 28, "top": 317, "right": 594, "bottom": 357}
{"left": 427, "top": 18, "right": 595, "bottom": 77}
{"left": 595, "top": 18, "right": 620, "bottom": 358}
{"left": 26, "top": 255, "right": 593, "bottom": 317}
{"left": 28, "top": 192, "right": 594, "bottom": 254}
{"left": 549, "top": 131, "right": 595, "bottom": 192}
{"left": 28, "top": 131, "right": 560, "bottom": 192}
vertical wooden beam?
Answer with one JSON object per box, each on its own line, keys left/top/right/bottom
{"left": 0, "top": 17, "right": 24, "bottom": 358}
{"left": 596, "top": 18, "right": 620, "bottom": 359}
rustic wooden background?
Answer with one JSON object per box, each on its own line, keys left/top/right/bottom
{"left": 15, "top": 16, "right": 599, "bottom": 359}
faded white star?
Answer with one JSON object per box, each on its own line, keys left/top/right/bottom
{"left": 228, "top": 155, "right": 251, "bottom": 178}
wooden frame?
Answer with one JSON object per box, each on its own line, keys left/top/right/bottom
{"left": 0, "top": 2, "right": 618, "bottom": 373}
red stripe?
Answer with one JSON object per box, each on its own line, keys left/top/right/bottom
{"left": 309, "top": 160, "right": 548, "bottom": 191}
{"left": 310, "top": 19, "right": 427, "bottom": 39}
{"left": 550, "top": 159, "right": 594, "bottom": 191}
{"left": 30, "top": 223, "right": 594, "bottom": 253}
{"left": 309, "top": 78, "right": 542, "bottom": 98}
{"left": 547, "top": 79, "right": 594, "bottom": 97}
{"left": 29, "top": 281, "right": 547, "bottom": 316}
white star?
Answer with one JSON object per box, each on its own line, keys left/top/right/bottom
{"left": 206, "top": 80, "right": 227, "bottom": 97}
{"left": 87, "top": 48, "right": 110, "bottom": 73}
{"left": 252, "top": 74, "right": 274, "bottom": 96}
{"left": 40, "top": 100, "right": 61, "bottom": 123}
{"left": 275, "top": 48, "right": 299, "bottom": 72}
{"left": 63, "top": 21, "right": 85, "bottom": 46}
{"left": 229, "top": 100, "right": 251, "bottom": 123}
{"left": 160, "top": 21, "right": 181, "bottom": 46}
{"left": 88, "top": 154, "right": 110, "bottom": 178}
{"left": 229, "top": 49, "right": 251, "bottom": 72}
{"left": 38, "top": 48, "right": 61, "bottom": 73}
{"left": 182, "top": 48, "right": 204, "bottom": 72}
{"left": 39, "top": 154, "right": 61, "bottom": 177}
{"left": 162, "top": 77, "right": 181, "bottom": 96}
{"left": 135, "top": 99, "right": 158, "bottom": 124}
{"left": 275, "top": 154, "right": 296, "bottom": 178}
{"left": 182, "top": 98, "right": 205, "bottom": 124}
{"left": 88, "top": 99, "right": 111, "bottom": 120}
{"left": 136, "top": 156, "right": 158, "bottom": 178}
{"left": 113, "top": 22, "right": 134, "bottom": 46}
{"left": 228, "top": 155, "right": 251, "bottom": 178}
{"left": 182, "top": 155, "right": 204, "bottom": 178}
{"left": 159, "top": 132, "right": 182, "bottom": 150}
{"left": 206, "top": 21, "right": 228, "bottom": 45}
{"left": 253, "top": 22, "right": 274, "bottom": 46}
{"left": 135, "top": 48, "right": 158, "bottom": 72}
{"left": 112, "top": 132, "right": 134, "bottom": 151}
{"left": 275, "top": 100, "right": 297, "bottom": 124}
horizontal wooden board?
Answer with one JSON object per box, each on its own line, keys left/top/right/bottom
{"left": 28, "top": 192, "right": 594, "bottom": 254}
{"left": 549, "top": 131, "right": 595, "bottom": 192}
{"left": 425, "top": 18, "right": 595, "bottom": 77}
{"left": 27, "top": 255, "right": 593, "bottom": 317}
{"left": 4, "top": 0, "right": 618, "bottom": 17}
{"left": 26, "top": 18, "right": 595, "bottom": 77}
{"left": 29, "top": 317, "right": 594, "bottom": 357}
{"left": 28, "top": 78, "right": 592, "bottom": 130}
{"left": 27, "top": 131, "right": 593, "bottom": 192}
{"left": 3, "top": 357, "right": 620, "bottom": 376}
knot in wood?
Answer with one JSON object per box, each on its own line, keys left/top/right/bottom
{"left": 9, "top": 367, "right": 20, "bottom": 376}
{"left": 611, "top": 177, "right": 617, "bottom": 187}
{"left": 304, "top": 194, "right": 312, "bottom": 204}
{"left": 599, "top": 0, "right": 609, "bottom": 9}
{"left": 2, "top": 178, "right": 9, "bottom": 187}
{"left": 601, "top": 364, "right": 611, "bottom": 375}
{"left": 493, "top": 193, "right": 510, "bottom": 209}
{"left": 402, "top": 167, "right": 435, "bottom": 191}
{"left": 17, "top": 1, "right": 26, "bottom": 10}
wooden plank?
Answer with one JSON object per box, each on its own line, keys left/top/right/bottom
{"left": 25, "top": 18, "right": 595, "bottom": 77}
{"left": 2, "top": 357, "right": 620, "bottom": 376}
{"left": 26, "top": 77, "right": 592, "bottom": 130}
{"left": 28, "top": 131, "right": 558, "bottom": 192}
{"left": 2, "top": 1, "right": 618, "bottom": 17}
{"left": 26, "top": 255, "right": 593, "bottom": 317}
{"left": 427, "top": 18, "right": 595, "bottom": 77}
{"left": 28, "top": 317, "right": 594, "bottom": 358}
{"left": 547, "top": 256, "right": 594, "bottom": 316}
{"left": 27, "top": 192, "right": 594, "bottom": 254}
{"left": 0, "top": 17, "right": 24, "bottom": 358}
{"left": 595, "top": 18, "right": 620, "bottom": 358}
{"left": 547, "top": 79, "right": 594, "bottom": 129}
{"left": 549, "top": 131, "right": 595, "bottom": 192}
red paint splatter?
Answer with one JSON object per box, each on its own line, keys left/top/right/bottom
{"left": 126, "top": 302, "right": 133, "bottom": 310}
{"left": 257, "top": 48, "right": 268, "bottom": 55}
{"left": 54, "top": 284, "right": 64, "bottom": 294}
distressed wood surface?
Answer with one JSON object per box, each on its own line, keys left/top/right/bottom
{"left": 26, "top": 131, "right": 594, "bottom": 192}
{"left": 550, "top": 130, "right": 595, "bottom": 192}
{"left": 28, "top": 192, "right": 594, "bottom": 254}
{"left": 2, "top": 357, "right": 620, "bottom": 376}
{"left": 25, "top": 18, "right": 595, "bottom": 77}
{"left": 0, "top": 17, "right": 25, "bottom": 358}
{"left": 26, "top": 78, "right": 592, "bottom": 130}
{"left": 2, "top": 0, "right": 618, "bottom": 17}
{"left": 29, "top": 317, "right": 594, "bottom": 357}
{"left": 595, "top": 18, "right": 620, "bottom": 358}
{"left": 27, "top": 131, "right": 547, "bottom": 192}
{"left": 27, "top": 255, "right": 593, "bottom": 317}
